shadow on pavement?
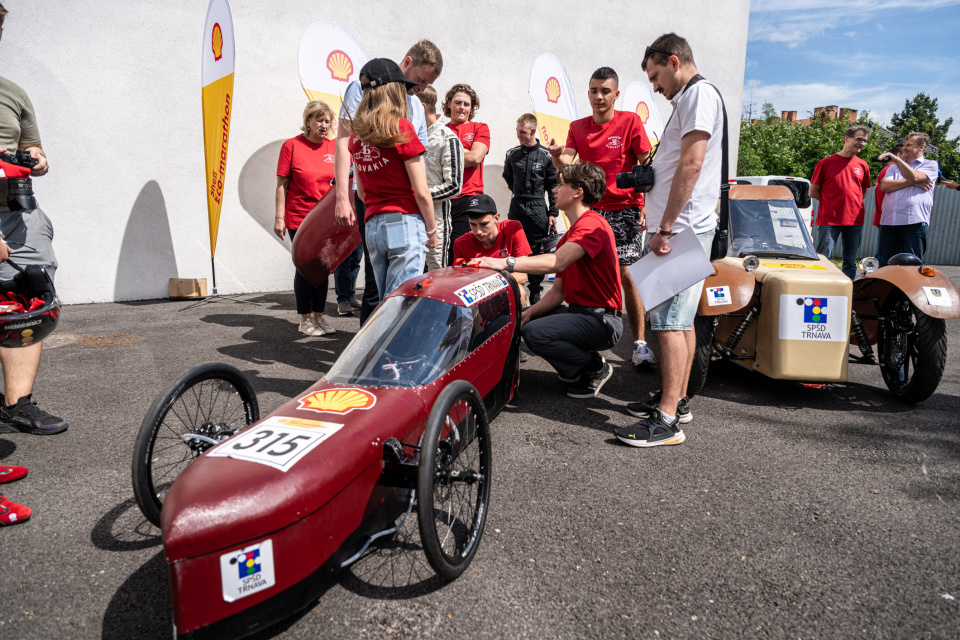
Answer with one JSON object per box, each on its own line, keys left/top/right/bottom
{"left": 91, "top": 497, "right": 162, "bottom": 553}
{"left": 0, "top": 437, "right": 16, "bottom": 460}
{"left": 101, "top": 551, "right": 171, "bottom": 640}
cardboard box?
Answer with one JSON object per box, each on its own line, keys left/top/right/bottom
{"left": 169, "top": 278, "right": 209, "bottom": 299}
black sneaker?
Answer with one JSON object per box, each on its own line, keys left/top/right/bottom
{"left": 626, "top": 391, "right": 692, "bottom": 424}
{"left": 559, "top": 357, "right": 603, "bottom": 384}
{"left": 567, "top": 361, "right": 613, "bottom": 399}
{"left": 529, "top": 291, "right": 541, "bottom": 305}
{"left": 0, "top": 395, "right": 68, "bottom": 436}
{"left": 337, "top": 300, "right": 354, "bottom": 316}
{"left": 614, "top": 410, "right": 685, "bottom": 448}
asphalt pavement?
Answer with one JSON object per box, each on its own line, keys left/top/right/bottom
{"left": 1, "top": 268, "right": 959, "bottom": 639}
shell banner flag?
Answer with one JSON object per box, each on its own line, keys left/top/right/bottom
{"left": 621, "top": 82, "right": 664, "bottom": 147}
{"left": 201, "top": 0, "right": 235, "bottom": 260}
{"left": 298, "top": 22, "right": 371, "bottom": 139}
{"left": 528, "top": 53, "right": 578, "bottom": 151}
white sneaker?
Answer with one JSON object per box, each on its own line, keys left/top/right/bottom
{"left": 298, "top": 320, "right": 323, "bottom": 336}
{"left": 632, "top": 341, "right": 657, "bottom": 366}
{"left": 314, "top": 316, "right": 336, "bottom": 335}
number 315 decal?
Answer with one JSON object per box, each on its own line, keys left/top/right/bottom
{"left": 206, "top": 416, "right": 344, "bottom": 472}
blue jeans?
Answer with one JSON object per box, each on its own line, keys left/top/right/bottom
{"left": 814, "top": 224, "right": 862, "bottom": 280}
{"left": 876, "top": 222, "right": 928, "bottom": 267}
{"left": 648, "top": 230, "right": 715, "bottom": 331}
{"left": 333, "top": 241, "right": 362, "bottom": 303}
{"left": 365, "top": 213, "right": 426, "bottom": 298}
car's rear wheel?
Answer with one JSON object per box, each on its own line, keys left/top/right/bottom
{"left": 687, "top": 315, "right": 717, "bottom": 398}
{"left": 879, "top": 291, "right": 947, "bottom": 404}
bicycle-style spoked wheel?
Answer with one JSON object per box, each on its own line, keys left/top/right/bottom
{"left": 132, "top": 363, "right": 258, "bottom": 526}
{"left": 417, "top": 380, "right": 492, "bottom": 581}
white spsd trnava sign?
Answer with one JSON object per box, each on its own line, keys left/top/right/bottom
{"left": 778, "top": 295, "right": 848, "bottom": 342}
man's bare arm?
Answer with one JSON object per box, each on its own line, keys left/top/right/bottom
{"left": 334, "top": 118, "right": 355, "bottom": 226}
{"left": 810, "top": 183, "right": 821, "bottom": 200}
{"left": 547, "top": 137, "right": 576, "bottom": 170}
{"left": 464, "top": 142, "right": 488, "bottom": 168}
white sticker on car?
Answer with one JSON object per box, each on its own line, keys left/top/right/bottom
{"left": 206, "top": 415, "right": 343, "bottom": 472}
{"left": 220, "top": 539, "right": 276, "bottom": 602}
{"left": 706, "top": 286, "right": 732, "bottom": 306}
{"left": 778, "top": 294, "right": 848, "bottom": 342}
{"left": 454, "top": 273, "right": 510, "bottom": 306}
{"left": 923, "top": 286, "right": 950, "bottom": 307}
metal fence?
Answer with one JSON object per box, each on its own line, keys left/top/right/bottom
{"left": 821, "top": 185, "right": 960, "bottom": 265}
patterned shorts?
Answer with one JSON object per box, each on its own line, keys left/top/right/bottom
{"left": 596, "top": 206, "right": 643, "bottom": 266}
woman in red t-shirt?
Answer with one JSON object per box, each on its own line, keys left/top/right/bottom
{"left": 347, "top": 59, "right": 436, "bottom": 298}
{"left": 276, "top": 101, "right": 337, "bottom": 337}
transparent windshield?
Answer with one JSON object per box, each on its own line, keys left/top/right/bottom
{"left": 727, "top": 198, "right": 818, "bottom": 259}
{"left": 326, "top": 296, "right": 473, "bottom": 388}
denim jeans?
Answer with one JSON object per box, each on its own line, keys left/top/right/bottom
{"left": 876, "top": 222, "right": 928, "bottom": 267}
{"left": 333, "top": 241, "right": 362, "bottom": 303}
{"left": 814, "top": 224, "right": 862, "bottom": 280}
{"left": 365, "top": 213, "right": 426, "bottom": 298}
{"left": 648, "top": 230, "right": 715, "bottom": 331}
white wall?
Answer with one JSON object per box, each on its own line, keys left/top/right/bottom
{"left": 1, "top": 0, "right": 749, "bottom": 303}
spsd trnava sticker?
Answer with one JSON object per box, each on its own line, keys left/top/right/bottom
{"left": 220, "top": 540, "right": 276, "bottom": 602}
{"left": 706, "top": 286, "right": 731, "bottom": 306}
{"left": 778, "top": 295, "right": 848, "bottom": 342}
{"left": 454, "top": 273, "right": 509, "bottom": 306}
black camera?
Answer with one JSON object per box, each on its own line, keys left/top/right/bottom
{"left": 870, "top": 154, "right": 892, "bottom": 163}
{"left": 615, "top": 163, "right": 655, "bottom": 193}
{"left": 0, "top": 150, "right": 38, "bottom": 211}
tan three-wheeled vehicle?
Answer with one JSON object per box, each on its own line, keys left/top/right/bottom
{"left": 689, "top": 185, "right": 960, "bottom": 404}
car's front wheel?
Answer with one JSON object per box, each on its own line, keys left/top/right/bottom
{"left": 879, "top": 291, "right": 947, "bottom": 404}
{"left": 687, "top": 315, "right": 717, "bottom": 398}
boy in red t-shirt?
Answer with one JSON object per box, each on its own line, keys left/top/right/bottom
{"left": 810, "top": 125, "right": 872, "bottom": 279}
{"left": 452, "top": 194, "right": 533, "bottom": 304}
{"left": 548, "top": 67, "right": 654, "bottom": 368}
{"left": 473, "top": 163, "right": 622, "bottom": 399}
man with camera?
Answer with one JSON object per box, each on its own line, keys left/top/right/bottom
{"left": 614, "top": 33, "right": 723, "bottom": 448}
{"left": 0, "top": 5, "right": 65, "bottom": 439}
{"left": 547, "top": 68, "right": 654, "bottom": 368}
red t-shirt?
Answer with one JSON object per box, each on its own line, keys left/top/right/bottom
{"left": 452, "top": 220, "right": 533, "bottom": 261}
{"left": 276, "top": 135, "right": 336, "bottom": 230}
{"left": 811, "top": 154, "right": 871, "bottom": 226}
{"left": 349, "top": 119, "right": 425, "bottom": 221}
{"left": 557, "top": 211, "right": 622, "bottom": 310}
{"left": 565, "top": 111, "right": 652, "bottom": 210}
{"left": 447, "top": 121, "right": 490, "bottom": 196}
{"left": 873, "top": 163, "right": 893, "bottom": 225}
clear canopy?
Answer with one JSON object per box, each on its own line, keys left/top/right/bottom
{"left": 727, "top": 198, "right": 818, "bottom": 260}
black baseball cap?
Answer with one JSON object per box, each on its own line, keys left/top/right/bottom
{"left": 461, "top": 194, "right": 498, "bottom": 216}
{"left": 359, "top": 58, "right": 420, "bottom": 92}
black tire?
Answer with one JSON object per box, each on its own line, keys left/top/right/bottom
{"left": 132, "top": 363, "right": 258, "bottom": 526}
{"left": 417, "top": 380, "right": 492, "bottom": 581}
{"left": 879, "top": 291, "right": 947, "bottom": 404}
{"left": 686, "top": 315, "right": 716, "bottom": 398}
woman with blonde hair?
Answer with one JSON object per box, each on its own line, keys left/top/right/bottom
{"left": 348, "top": 59, "right": 436, "bottom": 296}
{"left": 276, "top": 100, "right": 337, "bottom": 336}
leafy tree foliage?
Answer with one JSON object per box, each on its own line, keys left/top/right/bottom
{"left": 889, "top": 93, "right": 959, "bottom": 179}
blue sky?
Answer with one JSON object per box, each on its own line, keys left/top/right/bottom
{"left": 744, "top": 0, "right": 960, "bottom": 138}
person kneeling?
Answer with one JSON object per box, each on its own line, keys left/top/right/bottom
{"left": 473, "top": 163, "right": 622, "bottom": 399}
{"left": 452, "top": 194, "right": 532, "bottom": 306}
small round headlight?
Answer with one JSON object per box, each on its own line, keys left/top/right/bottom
{"left": 743, "top": 255, "right": 760, "bottom": 272}
{"left": 860, "top": 257, "right": 879, "bottom": 273}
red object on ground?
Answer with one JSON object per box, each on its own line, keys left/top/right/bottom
{"left": 291, "top": 187, "right": 362, "bottom": 287}
{"left": 801, "top": 383, "right": 827, "bottom": 389}
{"left": 0, "top": 465, "right": 29, "bottom": 484}
{"left": 0, "top": 494, "right": 31, "bottom": 525}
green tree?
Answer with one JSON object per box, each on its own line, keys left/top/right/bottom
{"left": 761, "top": 101, "right": 779, "bottom": 124}
{"left": 888, "top": 93, "right": 959, "bottom": 178}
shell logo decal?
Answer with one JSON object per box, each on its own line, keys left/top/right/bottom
{"left": 327, "top": 50, "right": 354, "bottom": 82}
{"left": 211, "top": 23, "right": 224, "bottom": 61}
{"left": 298, "top": 388, "right": 376, "bottom": 415}
{"left": 545, "top": 77, "right": 561, "bottom": 104}
{"left": 636, "top": 101, "right": 649, "bottom": 124}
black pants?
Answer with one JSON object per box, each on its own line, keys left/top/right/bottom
{"left": 287, "top": 228, "right": 328, "bottom": 315}
{"left": 355, "top": 193, "right": 380, "bottom": 325}
{"left": 447, "top": 195, "right": 476, "bottom": 266}
{"left": 521, "top": 306, "right": 623, "bottom": 380}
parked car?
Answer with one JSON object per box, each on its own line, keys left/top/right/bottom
{"left": 689, "top": 185, "right": 959, "bottom": 404}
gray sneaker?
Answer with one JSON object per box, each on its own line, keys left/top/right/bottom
{"left": 338, "top": 300, "right": 354, "bottom": 316}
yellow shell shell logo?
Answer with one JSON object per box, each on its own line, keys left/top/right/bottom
{"left": 298, "top": 388, "right": 376, "bottom": 415}
{"left": 636, "top": 101, "right": 650, "bottom": 123}
{"left": 327, "top": 50, "right": 354, "bottom": 82}
{"left": 211, "top": 23, "right": 224, "bottom": 61}
{"left": 545, "top": 77, "right": 561, "bottom": 104}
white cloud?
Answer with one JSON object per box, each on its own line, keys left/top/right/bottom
{"left": 876, "top": 22, "right": 885, "bottom": 30}
{"left": 745, "top": 58, "right": 758, "bottom": 68}
{"left": 844, "top": 31, "right": 857, "bottom": 38}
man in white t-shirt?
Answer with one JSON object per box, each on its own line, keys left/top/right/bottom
{"left": 615, "top": 32, "right": 723, "bottom": 448}
{"left": 333, "top": 40, "right": 443, "bottom": 324}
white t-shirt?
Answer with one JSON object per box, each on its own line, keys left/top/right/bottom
{"left": 645, "top": 80, "right": 723, "bottom": 234}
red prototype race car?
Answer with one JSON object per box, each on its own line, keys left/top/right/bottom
{"left": 131, "top": 266, "right": 521, "bottom": 638}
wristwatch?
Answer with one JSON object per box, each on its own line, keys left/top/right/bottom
{"left": 656, "top": 226, "right": 672, "bottom": 237}
{"left": 506, "top": 256, "right": 517, "bottom": 272}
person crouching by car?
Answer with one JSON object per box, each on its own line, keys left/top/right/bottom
{"left": 472, "top": 163, "right": 622, "bottom": 399}
{"left": 453, "top": 194, "right": 533, "bottom": 306}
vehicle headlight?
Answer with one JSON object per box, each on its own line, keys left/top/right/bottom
{"left": 860, "top": 257, "right": 879, "bottom": 273}
{"left": 743, "top": 255, "right": 760, "bottom": 272}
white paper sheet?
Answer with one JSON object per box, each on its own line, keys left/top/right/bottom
{"left": 628, "top": 228, "right": 715, "bottom": 310}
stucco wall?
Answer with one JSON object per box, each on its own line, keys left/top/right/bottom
{"left": 1, "top": 0, "right": 749, "bottom": 303}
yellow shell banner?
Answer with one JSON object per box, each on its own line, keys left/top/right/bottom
{"left": 297, "top": 388, "right": 377, "bottom": 415}
{"left": 298, "top": 23, "right": 371, "bottom": 139}
{"left": 528, "top": 54, "right": 577, "bottom": 151}
{"left": 621, "top": 81, "right": 664, "bottom": 148}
